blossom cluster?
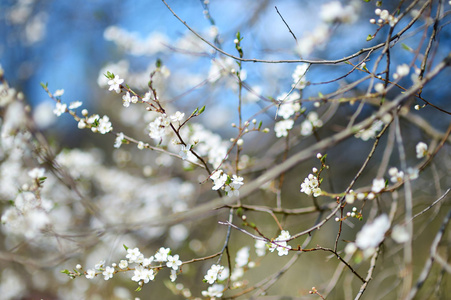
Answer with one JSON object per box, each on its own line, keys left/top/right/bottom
{"left": 345, "top": 214, "right": 391, "bottom": 258}
{"left": 268, "top": 230, "right": 292, "bottom": 256}
{"left": 354, "top": 120, "right": 384, "bottom": 141}
{"left": 69, "top": 246, "right": 183, "bottom": 289}
{"left": 48, "top": 88, "right": 113, "bottom": 135}
{"left": 202, "top": 264, "right": 226, "bottom": 298}
{"left": 273, "top": 64, "right": 326, "bottom": 139}
{"left": 210, "top": 170, "right": 244, "bottom": 197}
{"left": 300, "top": 111, "right": 323, "bottom": 136}
{"left": 370, "top": 8, "right": 399, "bottom": 27}
{"left": 1, "top": 168, "right": 52, "bottom": 239}
{"left": 300, "top": 174, "right": 322, "bottom": 197}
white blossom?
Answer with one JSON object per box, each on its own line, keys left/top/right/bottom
{"left": 131, "top": 266, "right": 155, "bottom": 283}
{"left": 154, "top": 247, "right": 171, "bottom": 262}
{"left": 291, "top": 64, "right": 309, "bottom": 89}
{"left": 388, "top": 167, "right": 404, "bottom": 183}
{"left": 118, "top": 260, "right": 128, "bottom": 269}
{"left": 300, "top": 112, "right": 323, "bottom": 136}
{"left": 53, "top": 102, "right": 66, "bottom": 116}
{"left": 148, "top": 115, "right": 169, "bottom": 140}
{"left": 107, "top": 75, "right": 124, "bottom": 93}
{"left": 114, "top": 132, "right": 125, "bottom": 148}
{"left": 97, "top": 115, "right": 113, "bottom": 134}
{"left": 255, "top": 239, "right": 267, "bottom": 257}
{"left": 53, "top": 89, "right": 64, "bottom": 97}
{"left": 170, "top": 269, "right": 177, "bottom": 282}
{"left": 211, "top": 170, "right": 227, "bottom": 191}
{"left": 268, "top": 230, "right": 291, "bottom": 256}
{"left": 102, "top": 266, "right": 114, "bottom": 280}
{"left": 300, "top": 174, "right": 322, "bottom": 197}
{"left": 355, "top": 214, "right": 390, "bottom": 257}
{"left": 166, "top": 254, "right": 182, "bottom": 270}
{"left": 170, "top": 111, "right": 185, "bottom": 123}
{"left": 202, "top": 284, "right": 224, "bottom": 298}
{"left": 142, "top": 256, "right": 154, "bottom": 267}
{"left": 28, "top": 168, "right": 45, "bottom": 179}
{"left": 204, "top": 264, "right": 224, "bottom": 284}
{"left": 235, "top": 247, "right": 250, "bottom": 268}
{"left": 126, "top": 247, "right": 143, "bottom": 263}
{"left": 355, "top": 120, "right": 383, "bottom": 141}
{"left": 416, "top": 142, "right": 428, "bottom": 158}
{"left": 393, "top": 64, "right": 409, "bottom": 79}
{"left": 371, "top": 178, "right": 385, "bottom": 193}
{"left": 85, "top": 269, "right": 96, "bottom": 279}
{"left": 122, "top": 92, "right": 131, "bottom": 107}
{"left": 230, "top": 267, "right": 244, "bottom": 281}
{"left": 142, "top": 91, "right": 152, "bottom": 102}
{"left": 68, "top": 101, "right": 82, "bottom": 109}
{"left": 179, "top": 144, "right": 191, "bottom": 160}
{"left": 274, "top": 119, "right": 294, "bottom": 138}
{"left": 391, "top": 225, "right": 410, "bottom": 243}
{"left": 374, "top": 83, "right": 385, "bottom": 93}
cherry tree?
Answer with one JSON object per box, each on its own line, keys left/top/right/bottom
{"left": 1, "top": 0, "right": 450, "bottom": 299}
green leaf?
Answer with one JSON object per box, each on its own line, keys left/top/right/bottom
{"left": 105, "top": 71, "right": 114, "bottom": 79}
{"left": 236, "top": 207, "right": 244, "bottom": 217}
{"left": 156, "top": 58, "right": 162, "bottom": 68}
{"left": 366, "top": 34, "right": 374, "bottom": 41}
{"left": 318, "top": 92, "right": 324, "bottom": 98}
{"left": 401, "top": 43, "right": 413, "bottom": 52}
{"left": 40, "top": 82, "right": 48, "bottom": 89}
{"left": 182, "top": 164, "right": 195, "bottom": 172}
{"left": 61, "top": 269, "right": 70, "bottom": 275}
{"left": 198, "top": 105, "right": 206, "bottom": 115}
{"left": 123, "top": 244, "right": 129, "bottom": 251}
{"left": 258, "top": 121, "right": 262, "bottom": 130}
{"left": 135, "top": 286, "right": 142, "bottom": 292}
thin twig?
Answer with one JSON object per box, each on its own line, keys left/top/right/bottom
{"left": 410, "top": 188, "right": 450, "bottom": 222}
{"left": 161, "top": 0, "right": 431, "bottom": 65}
{"left": 275, "top": 6, "right": 297, "bottom": 44}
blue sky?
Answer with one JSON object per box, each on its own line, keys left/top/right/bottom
{"left": 1, "top": 0, "right": 450, "bottom": 129}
